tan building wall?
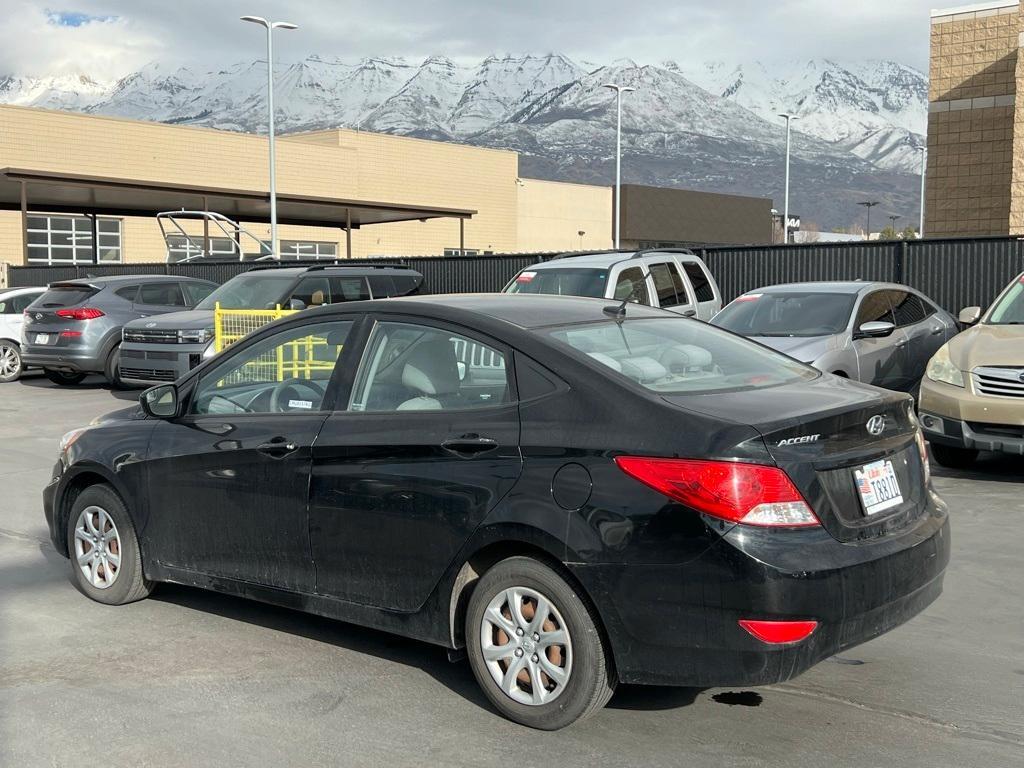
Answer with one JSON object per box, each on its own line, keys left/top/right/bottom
{"left": 0, "top": 106, "right": 613, "bottom": 266}
{"left": 515, "top": 179, "right": 612, "bottom": 252}
{"left": 927, "top": 2, "right": 1019, "bottom": 236}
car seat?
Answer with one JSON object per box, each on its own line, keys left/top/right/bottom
{"left": 397, "top": 339, "right": 462, "bottom": 410}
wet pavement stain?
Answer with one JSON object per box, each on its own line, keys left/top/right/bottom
{"left": 829, "top": 656, "right": 867, "bottom": 666}
{"left": 711, "top": 691, "right": 763, "bottom": 707}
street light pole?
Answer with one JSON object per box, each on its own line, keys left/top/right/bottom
{"left": 916, "top": 146, "right": 927, "bottom": 238}
{"left": 603, "top": 83, "right": 635, "bottom": 249}
{"left": 778, "top": 113, "right": 799, "bottom": 243}
{"left": 858, "top": 201, "right": 880, "bottom": 240}
{"left": 241, "top": 15, "right": 298, "bottom": 258}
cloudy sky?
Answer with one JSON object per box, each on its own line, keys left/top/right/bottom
{"left": 3, "top": 0, "right": 942, "bottom": 80}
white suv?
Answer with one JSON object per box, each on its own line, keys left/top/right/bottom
{"left": 503, "top": 250, "right": 722, "bottom": 320}
{"left": 0, "top": 286, "right": 45, "bottom": 382}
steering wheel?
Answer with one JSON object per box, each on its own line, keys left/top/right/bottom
{"left": 268, "top": 379, "right": 326, "bottom": 413}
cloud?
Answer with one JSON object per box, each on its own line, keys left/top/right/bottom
{"left": 0, "top": 0, "right": 939, "bottom": 80}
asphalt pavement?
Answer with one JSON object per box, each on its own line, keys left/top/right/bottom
{"left": 2, "top": 374, "right": 1022, "bottom": 767}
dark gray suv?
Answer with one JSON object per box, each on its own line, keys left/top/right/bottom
{"left": 21, "top": 276, "right": 217, "bottom": 387}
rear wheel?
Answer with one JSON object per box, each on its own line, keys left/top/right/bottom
{"left": 930, "top": 443, "right": 978, "bottom": 469}
{"left": 0, "top": 342, "right": 23, "bottom": 382}
{"left": 65, "top": 484, "right": 152, "bottom": 605}
{"left": 465, "top": 556, "right": 615, "bottom": 729}
{"left": 104, "top": 344, "right": 129, "bottom": 389}
{"left": 45, "top": 369, "right": 87, "bottom": 386}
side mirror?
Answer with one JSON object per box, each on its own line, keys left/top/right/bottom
{"left": 857, "top": 320, "right": 896, "bottom": 339}
{"left": 958, "top": 306, "right": 982, "bottom": 325}
{"left": 141, "top": 384, "right": 179, "bottom": 419}
{"left": 288, "top": 298, "right": 307, "bottom": 311}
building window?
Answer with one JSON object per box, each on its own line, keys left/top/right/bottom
{"left": 27, "top": 215, "right": 122, "bottom": 265}
{"left": 443, "top": 248, "right": 479, "bottom": 256}
{"left": 279, "top": 240, "right": 338, "bottom": 260}
{"left": 166, "top": 235, "right": 239, "bottom": 262}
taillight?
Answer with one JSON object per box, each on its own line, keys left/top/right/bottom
{"left": 55, "top": 307, "right": 104, "bottom": 320}
{"left": 614, "top": 457, "right": 819, "bottom": 528}
{"left": 739, "top": 619, "right": 818, "bottom": 644}
{"left": 915, "top": 429, "right": 931, "bottom": 485}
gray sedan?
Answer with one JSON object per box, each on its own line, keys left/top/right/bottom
{"left": 711, "top": 281, "right": 959, "bottom": 393}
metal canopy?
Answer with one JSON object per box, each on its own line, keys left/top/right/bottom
{"left": 0, "top": 168, "right": 476, "bottom": 229}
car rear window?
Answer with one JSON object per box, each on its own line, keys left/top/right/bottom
{"left": 33, "top": 284, "right": 98, "bottom": 308}
{"left": 546, "top": 317, "right": 817, "bottom": 394}
{"left": 506, "top": 268, "right": 608, "bottom": 298}
{"left": 714, "top": 292, "right": 857, "bottom": 337}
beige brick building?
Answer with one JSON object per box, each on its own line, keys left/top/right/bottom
{"left": 927, "top": 1, "right": 1021, "bottom": 236}
{"left": 0, "top": 105, "right": 615, "bottom": 267}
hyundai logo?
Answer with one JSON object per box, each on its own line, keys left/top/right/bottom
{"left": 34, "top": 313, "right": 42, "bottom": 320}
{"left": 866, "top": 415, "right": 886, "bottom": 436}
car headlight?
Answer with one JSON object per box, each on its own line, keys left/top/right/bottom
{"left": 178, "top": 328, "right": 213, "bottom": 344}
{"left": 59, "top": 427, "right": 91, "bottom": 454}
{"left": 925, "top": 344, "right": 964, "bottom": 388}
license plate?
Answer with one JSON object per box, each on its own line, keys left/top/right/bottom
{"left": 35, "top": 333, "right": 50, "bottom": 345}
{"left": 854, "top": 459, "right": 903, "bottom": 515}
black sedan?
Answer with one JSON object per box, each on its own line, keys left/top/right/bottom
{"left": 44, "top": 295, "right": 950, "bottom": 729}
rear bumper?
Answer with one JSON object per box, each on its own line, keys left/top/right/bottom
{"left": 569, "top": 494, "right": 950, "bottom": 687}
{"left": 22, "top": 346, "right": 104, "bottom": 373}
{"left": 118, "top": 342, "right": 203, "bottom": 385}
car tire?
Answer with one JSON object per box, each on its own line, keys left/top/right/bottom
{"left": 465, "top": 556, "right": 616, "bottom": 730}
{"left": 0, "top": 341, "right": 23, "bottom": 382}
{"left": 65, "top": 484, "right": 153, "bottom": 606}
{"left": 45, "top": 369, "right": 87, "bottom": 386}
{"left": 930, "top": 443, "right": 979, "bottom": 469}
{"left": 104, "top": 344, "right": 129, "bottom": 390}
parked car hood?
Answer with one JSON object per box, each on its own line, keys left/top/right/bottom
{"left": 947, "top": 323, "right": 1024, "bottom": 369}
{"left": 91, "top": 404, "right": 145, "bottom": 424}
{"left": 747, "top": 334, "right": 836, "bottom": 363}
{"left": 123, "top": 309, "right": 213, "bottom": 332}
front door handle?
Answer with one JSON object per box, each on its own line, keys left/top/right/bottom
{"left": 930, "top": 327, "right": 944, "bottom": 335}
{"left": 441, "top": 435, "right": 499, "bottom": 457}
{"left": 257, "top": 437, "right": 298, "bottom": 459}
{"left": 895, "top": 340, "right": 909, "bottom": 349}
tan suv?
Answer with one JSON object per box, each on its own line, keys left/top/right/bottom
{"left": 918, "top": 271, "right": 1024, "bottom": 467}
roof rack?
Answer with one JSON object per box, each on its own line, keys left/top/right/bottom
{"left": 244, "top": 260, "right": 412, "bottom": 273}
{"left": 630, "top": 247, "right": 698, "bottom": 258}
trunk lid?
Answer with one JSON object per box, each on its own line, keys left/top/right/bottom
{"left": 663, "top": 375, "right": 927, "bottom": 542}
{"left": 24, "top": 283, "right": 101, "bottom": 344}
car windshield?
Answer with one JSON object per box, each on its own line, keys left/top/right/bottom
{"left": 505, "top": 268, "right": 608, "bottom": 298}
{"left": 986, "top": 276, "right": 1024, "bottom": 325}
{"left": 546, "top": 317, "right": 817, "bottom": 394}
{"left": 713, "top": 291, "right": 856, "bottom": 337}
{"left": 194, "top": 273, "right": 294, "bottom": 311}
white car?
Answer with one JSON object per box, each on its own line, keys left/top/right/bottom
{"left": 0, "top": 286, "right": 45, "bottom": 382}
{"left": 503, "top": 250, "right": 723, "bottom": 321}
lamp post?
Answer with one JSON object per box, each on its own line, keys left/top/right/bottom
{"left": 603, "top": 83, "right": 635, "bottom": 249}
{"left": 778, "top": 113, "right": 799, "bottom": 243}
{"left": 241, "top": 15, "right": 298, "bottom": 259}
{"left": 888, "top": 214, "right": 901, "bottom": 235}
{"left": 577, "top": 230, "right": 586, "bottom": 250}
{"left": 858, "top": 201, "right": 880, "bottom": 240}
{"left": 916, "top": 145, "right": 927, "bottom": 238}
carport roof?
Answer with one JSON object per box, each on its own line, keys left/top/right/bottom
{"left": 0, "top": 167, "right": 476, "bottom": 229}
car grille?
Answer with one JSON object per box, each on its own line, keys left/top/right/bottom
{"left": 973, "top": 366, "right": 1024, "bottom": 398}
{"left": 119, "top": 366, "right": 177, "bottom": 382}
{"left": 123, "top": 329, "right": 178, "bottom": 344}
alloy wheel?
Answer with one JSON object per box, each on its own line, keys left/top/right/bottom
{"left": 0, "top": 344, "right": 20, "bottom": 380}
{"left": 73, "top": 505, "right": 122, "bottom": 589}
{"left": 480, "top": 586, "right": 573, "bottom": 706}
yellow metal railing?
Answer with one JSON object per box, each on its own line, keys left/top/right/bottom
{"left": 213, "top": 303, "right": 341, "bottom": 384}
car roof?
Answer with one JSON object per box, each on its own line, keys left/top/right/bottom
{"left": 522, "top": 249, "right": 698, "bottom": 271}
{"left": 51, "top": 275, "right": 211, "bottom": 287}
{"left": 243, "top": 264, "right": 420, "bottom": 277}
{"left": 356, "top": 293, "right": 670, "bottom": 329}
{"left": 749, "top": 281, "right": 910, "bottom": 296}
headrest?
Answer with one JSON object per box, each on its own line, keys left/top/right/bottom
{"left": 402, "top": 338, "right": 460, "bottom": 396}
{"left": 618, "top": 356, "right": 667, "bottom": 383}
{"left": 660, "top": 344, "right": 713, "bottom": 371}
{"left": 311, "top": 289, "right": 326, "bottom": 306}
{"left": 325, "top": 328, "right": 348, "bottom": 346}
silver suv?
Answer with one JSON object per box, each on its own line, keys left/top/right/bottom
{"left": 21, "top": 276, "right": 216, "bottom": 387}
{"left": 503, "top": 250, "right": 722, "bottom": 320}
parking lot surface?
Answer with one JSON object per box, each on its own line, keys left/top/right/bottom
{"left": 2, "top": 374, "right": 1022, "bottom": 767}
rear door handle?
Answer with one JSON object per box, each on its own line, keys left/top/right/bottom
{"left": 441, "top": 435, "right": 499, "bottom": 457}
{"left": 257, "top": 437, "right": 298, "bottom": 458}
{"left": 682, "top": 308, "right": 697, "bottom": 317}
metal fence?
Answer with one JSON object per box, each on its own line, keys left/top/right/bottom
{"left": 9, "top": 237, "right": 1024, "bottom": 314}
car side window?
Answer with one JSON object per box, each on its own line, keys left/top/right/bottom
{"left": 613, "top": 267, "right": 651, "bottom": 305}
{"left": 191, "top": 320, "right": 353, "bottom": 415}
{"left": 290, "top": 276, "right": 332, "bottom": 308}
{"left": 682, "top": 262, "right": 716, "bottom": 302}
{"left": 330, "top": 276, "right": 371, "bottom": 302}
{"left": 182, "top": 282, "right": 216, "bottom": 306}
{"left": 649, "top": 263, "right": 689, "bottom": 307}
{"left": 115, "top": 286, "right": 138, "bottom": 302}
{"left": 855, "top": 291, "right": 895, "bottom": 327}
{"left": 0, "top": 298, "right": 10, "bottom": 314}
{"left": 889, "top": 291, "right": 927, "bottom": 327}
{"left": 348, "top": 321, "right": 510, "bottom": 412}
{"left": 138, "top": 283, "right": 186, "bottom": 307}
{"left": 13, "top": 294, "right": 38, "bottom": 312}
{"left": 368, "top": 275, "right": 396, "bottom": 298}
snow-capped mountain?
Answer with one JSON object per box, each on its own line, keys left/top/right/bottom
{"left": 0, "top": 55, "right": 927, "bottom": 229}
{"left": 683, "top": 59, "right": 927, "bottom": 172}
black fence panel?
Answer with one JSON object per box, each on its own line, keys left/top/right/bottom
{"left": 404, "top": 254, "right": 541, "bottom": 293}
{"left": 904, "top": 238, "right": 1024, "bottom": 313}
